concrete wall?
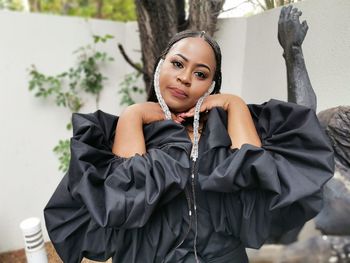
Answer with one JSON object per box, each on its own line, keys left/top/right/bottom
{"left": 0, "top": 0, "right": 349, "bottom": 253}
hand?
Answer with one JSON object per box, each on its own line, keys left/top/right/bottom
{"left": 122, "top": 102, "right": 185, "bottom": 124}
{"left": 177, "top": 94, "right": 261, "bottom": 149}
{"left": 278, "top": 5, "right": 308, "bottom": 50}
{"left": 177, "top": 94, "right": 238, "bottom": 118}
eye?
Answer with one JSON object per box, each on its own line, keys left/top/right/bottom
{"left": 171, "top": 60, "right": 183, "bottom": 68}
{"left": 195, "top": 71, "right": 207, "bottom": 79}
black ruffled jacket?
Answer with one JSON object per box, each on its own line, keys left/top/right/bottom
{"left": 44, "top": 99, "right": 334, "bottom": 263}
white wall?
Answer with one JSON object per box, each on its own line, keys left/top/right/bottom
{"left": 216, "top": 17, "right": 247, "bottom": 96}
{"left": 0, "top": 0, "right": 349, "bottom": 253}
{"left": 238, "top": 0, "right": 350, "bottom": 111}
{"left": 0, "top": 11, "right": 142, "bottom": 253}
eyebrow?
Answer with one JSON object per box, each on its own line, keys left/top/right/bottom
{"left": 175, "top": 54, "right": 211, "bottom": 72}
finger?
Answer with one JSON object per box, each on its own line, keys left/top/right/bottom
{"left": 171, "top": 112, "right": 177, "bottom": 121}
{"left": 291, "top": 8, "right": 298, "bottom": 15}
{"left": 183, "top": 108, "right": 195, "bottom": 117}
{"left": 177, "top": 111, "right": 187, "bottom": 117}
{"left": 200, "top": 103, "right": 210, "bottom": 113}
{"left": 176, "top": 116, "right": 186, "bottom": 123}
{"left": 279, "top": 6, "right": 287, "bottom": 20}
{"left": 293, "top": 10, "right": 302, "bottom": 18}
{"left": 285, "top": 5, "right": 293, "bottom": 19}
{"left": 171, "top": 112, "right": 180, "bottom": 119}
{"left": 302, "top": 20, "right": 309, "bottom": 33}
{"left": 290, "top": 8, "right": 299, "bottom": 21}
{"left": 172, "top": 113, "right": 185, "bottom": 124}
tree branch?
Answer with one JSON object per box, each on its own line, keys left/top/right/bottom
{"left": 247, "top": 0, "right": 266, "bottom": 11}
{"left": 217, "top": 1, "right": 249, "bottom": 15}
{"left": 117, "top": 43, "right": 146, "bottom": 75}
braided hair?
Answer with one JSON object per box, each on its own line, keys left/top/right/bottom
{"left": 147, "top": 30, "right": 222, "bottom": 102}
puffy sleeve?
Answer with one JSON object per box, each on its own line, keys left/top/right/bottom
{"left": 199, "top": 99, "right": 334, "bottom": 248}
{"left": 44, "top": 110, "right": 191, "bottom": 262}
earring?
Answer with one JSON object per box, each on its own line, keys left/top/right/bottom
{"left": 154, "top": 59, "right": 172, "bottom": 120}
{"left": 190, "top": 81, "right": 215, "bottom": 161}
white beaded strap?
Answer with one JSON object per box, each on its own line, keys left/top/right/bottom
{"left": 190, "top": 81, "right": 215, "bottom": 161}
{"left": 154, "top": 58, "right": 215, "bottom": 160}
{"left": 154, "top": 59, "right": 172, "bottom": 120}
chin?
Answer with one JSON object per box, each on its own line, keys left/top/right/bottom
{"left": 168, "top": 105, "right": 188, "bottom": 114}
{"left": 168, "top": 101, "right": 195, "bottom": 113}
{"left": 163, "top": 98, "right": 189, "bottom": 114}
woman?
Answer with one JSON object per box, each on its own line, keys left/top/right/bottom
{"left": 44, "top": 30, "right": 334, "bottom": 263}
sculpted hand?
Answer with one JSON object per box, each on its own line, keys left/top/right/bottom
{"left": 278, "top": 5, "right": 308, "bottom": 50}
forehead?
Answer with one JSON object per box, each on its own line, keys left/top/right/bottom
{"left": 167, "top": 37, "right": 216, "bottom": 68}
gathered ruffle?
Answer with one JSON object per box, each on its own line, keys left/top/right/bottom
{"left": 198, "top": 99, "right": 334, "bottom": 248}
{"left": 44, "top": 110, "right": 192, "bottom": 262}
{"left": 44, "top": 99, "right": 334, "bottom": 262}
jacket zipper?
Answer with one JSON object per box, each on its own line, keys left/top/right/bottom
{"left": 162, "top": 160, "right": 198, "bottom": 263}
{"left": 191, "top": 160, "right": 200, "bottom": 263}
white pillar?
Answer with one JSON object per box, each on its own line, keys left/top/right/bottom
{"left": 20, "top": 217, "right": 48, "bottom": 263}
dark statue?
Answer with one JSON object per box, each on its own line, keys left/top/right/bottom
{"left": 278, "top": 3, "right": 350, "bottom": 240}
{"left": 278, "top": 5, "right": 317, "bottom": 111}
{"left": 257, "top": 5, "right": 350, "bottom": 263}
{"left": 266, "top": 5, "right": 315, "bottom": 245}
{"left": 316, "top": 106, "right": 350, "bottom": 235}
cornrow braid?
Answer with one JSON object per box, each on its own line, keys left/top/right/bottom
{"left": 147, "top": 30, "right": 222, "bottom": 102}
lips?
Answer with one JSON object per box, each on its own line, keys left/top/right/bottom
{"left": 168, "top": 87, "right": 188, "bottom": 99}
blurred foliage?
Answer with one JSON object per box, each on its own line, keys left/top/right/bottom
{"left": 118, "top": 70, "right": 143, "bottom": 106}
{"left": 0, "top": 0, "right": 23, "bottom": 10}
{"left": 28, "top": 34, "right": 114, "bottom": 172}
{"left": 1, "top": 0, "right": 136, "bottom": 21}
{"left": 28, "top": 34, "right": 114, "bottom": 112}
{"left": 53, "top": 139, "right": 71, "bottom": 172}
{"left": 247, "top": 0, "right": 302, "bottom": 11}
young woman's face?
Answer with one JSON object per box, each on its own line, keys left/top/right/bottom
{"left": 159, "top": 37, "right": 216, "bottom": 113}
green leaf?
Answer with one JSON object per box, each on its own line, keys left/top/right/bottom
{"left": 66, "top": 122, "right": 72, "bottom": 130}
{"left": 28, "top": 33, "right": 117, "bottom": 172}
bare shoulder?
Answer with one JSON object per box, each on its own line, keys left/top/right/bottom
{"left": 231, "top": 94, "right": 246, "bottom": 104}
{"left": 224, "top": 94, "right": 248, "bottom": 110}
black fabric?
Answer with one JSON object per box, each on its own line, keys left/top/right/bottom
{"left": 44, "top": 99, "right": 334, "bottom": 263}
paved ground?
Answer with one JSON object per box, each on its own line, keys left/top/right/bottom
{"left": 0, "top": 242, "right": 112, "bottom": 263}
{"left": 0, "top": 243, "right": 280, "bottom": 263}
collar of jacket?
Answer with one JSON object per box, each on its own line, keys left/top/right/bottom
{"left": 142, "top": 107, "right": 233, "bottom": 157}
{"left": 200, "top": 107, "right": 233, "bottom": 153}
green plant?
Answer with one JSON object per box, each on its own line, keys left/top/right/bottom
{"left": 53, "top": 139, "right": 71, "bottom": 172}
{"left": 118, "top": 70, "right": 144, "bottom": 106}
{"left": 29, "top": 34, "right": 114, "bottom": 112}
{"left": 0, "top": 0, "right": 23, "bottom": 10}
{"left": 28, "top": 34, "right": 114, "bottom": 172}
{"left": 28, "top": 67, "right": 83, "bottom": 112}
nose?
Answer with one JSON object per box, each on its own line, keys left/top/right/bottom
{"left": 177, "top": 70, "right": 191, "bottom": 86}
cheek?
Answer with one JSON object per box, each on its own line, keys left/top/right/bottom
{"left": 190, "top": 82, "right": 213, "bottom": 98}
{"left": 190, "top": 92, "right": 206, "bottom": 103}
{"left": 158, "top": 74, "right": 167, "bottom": 93}
{"left": 159, "top": 65, "right": 175, "bottom": 88}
